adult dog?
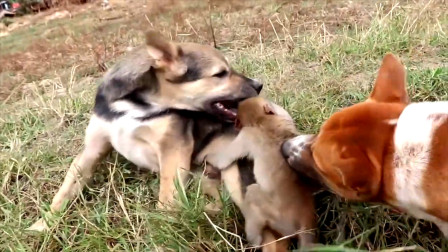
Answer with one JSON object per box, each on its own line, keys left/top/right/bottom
{"left": 30, "top": 31, "right": 262, "bottom": 231}
{"left": 282, "top": 53, "right": 448, "bottom": 237}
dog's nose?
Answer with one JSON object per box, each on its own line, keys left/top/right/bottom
{"left": 281, "top": 140, "right": 292, "bottom": 159}
{"left": 251, "top": 79, "right": 263, "bottom": 94}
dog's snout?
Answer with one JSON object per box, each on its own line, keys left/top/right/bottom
{"left": 250, "top": 79, "right": 263, "bottom": 94}
{"left": 281, "top": 140, "right": 292, "bottom": 159}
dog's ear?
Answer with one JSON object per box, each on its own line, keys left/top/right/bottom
{"left": 145, "top": 31, "right": 187, "bottom": 76}
{"left": 368, "top": 53, "right": 409, "bottom": 104}
{"left": 263, "top": 102, "right": 276, "bottom": 115}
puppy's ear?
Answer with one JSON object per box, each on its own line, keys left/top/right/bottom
{"left": 145, "top": 31, "right": 187, "bottom": 75}
{"left": 368, "top": 53, "right": 409, "bottom": 104}
{"left": 263, "top": 103, "right": 276, "bottom": 115}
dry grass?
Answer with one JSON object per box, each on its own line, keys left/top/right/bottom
{"left": 1, "top": 0, "right": 447, "bottom": 251}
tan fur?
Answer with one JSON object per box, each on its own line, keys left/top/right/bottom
{"left": 207, "top": 97, "right": 317, "bottom": 250}
{"left": 153, "top": 43, "right": 239, "bottom": 110}
{"left": 195, "top": 134, "right": 246, "bottom": 208}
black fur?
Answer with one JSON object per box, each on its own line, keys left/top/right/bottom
{"left": 237, "top": 158, "right": 256, "bottom": 193}
{"left": 93, "top": 46, "right": 159, "bottom": 121}
{"left": 120, "top": 88, "right": 151, "bottom": 107}
{"left": 94, "top": 84, "right": 154, "bottom": 121}
{"left": 174, "top": 111, "right": 256, "bottom": 190}
{"left": 93, "top": 87, "right": 125, "bottom": 120}
{"left": 168, "top": 52, "right": 202, "bottom": 84}
{"left": 101, "top": 47, "right": 159, "bottom": 102}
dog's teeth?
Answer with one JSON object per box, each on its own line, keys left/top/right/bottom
{"left": 215, "top": 103, "right": 225, "bottom": 109}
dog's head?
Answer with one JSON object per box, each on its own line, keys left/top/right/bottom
{"left": 145, "top": 31, "right": 262, "bottom": 122}
{"left": 282, "top": 54, "right": 409, "bottom": 201}
{"left": 236, "top": 97, "right": 297, "bottom": 139}
{"left": 236, "top": 97, "right": 293, "bottom": 125}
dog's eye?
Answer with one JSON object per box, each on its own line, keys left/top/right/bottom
{"left": 212, "top": 70, "right": 228, "bottom": 78}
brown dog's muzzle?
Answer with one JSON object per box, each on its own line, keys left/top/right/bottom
{"left": 282, "top": 135, "right": 325, "bottom": 186}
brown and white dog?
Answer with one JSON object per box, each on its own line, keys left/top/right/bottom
{"left": 29, "top": 31, "right": 262, "bottom": 231}
{"left": 281, "top": 53, "right": 448, "bottom": 237}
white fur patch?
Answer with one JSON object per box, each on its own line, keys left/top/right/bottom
{"left": 105, "top": 113, "right": 172, "bottom": 171}
{"left": 393, "top": 101, "right": 448, "bottom": 222}
{"left": 110, "top": 100, "right": 167, "bottom": 119}
{"left": 384, "top": 118, "right": 398, "bottom": 125}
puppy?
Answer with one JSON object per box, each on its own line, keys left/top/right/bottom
{"left": 207, "top": 97, "right": 317, "bottom": 251}
{"left": 282, "top": 53, "right": 448, "bottom": 237}
{"left": 29, "top": 31, "right": 262, "bottom": 231}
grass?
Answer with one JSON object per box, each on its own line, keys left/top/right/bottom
{"left": 1, "top": 0, "right": 447, "bottom": 251}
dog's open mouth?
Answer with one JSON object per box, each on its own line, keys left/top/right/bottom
{"left": 211, "top": 100, "right": 238, "bottom": 121}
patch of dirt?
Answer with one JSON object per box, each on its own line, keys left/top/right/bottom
{"left": 0, "top": 29, "right": 127, "bottom": 101}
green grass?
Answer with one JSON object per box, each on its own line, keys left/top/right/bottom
{"left": 1, "top": 0, "right": 448, "bottom": 251}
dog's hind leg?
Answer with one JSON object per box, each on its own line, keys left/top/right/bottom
{"left": 50, "top": 115, "right": 111, "bottom": 212}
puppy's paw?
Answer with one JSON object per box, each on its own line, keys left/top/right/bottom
{"left": 205, "top": 153, "right": 230, "bottom": 170}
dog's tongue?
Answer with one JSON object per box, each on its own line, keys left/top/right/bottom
{"left": 214, "top": 102, "right": 237, "bottom": 118}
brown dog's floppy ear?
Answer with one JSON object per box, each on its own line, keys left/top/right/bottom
{"left": 145, "top": 31, "right": 187, "bottom": 76}
{"left": 368, "top": 53, "right": 409, "bottom": 104}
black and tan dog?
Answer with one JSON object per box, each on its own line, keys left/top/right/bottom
{"left": 29, "top": 31, "right": 262, "bottom": 230}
